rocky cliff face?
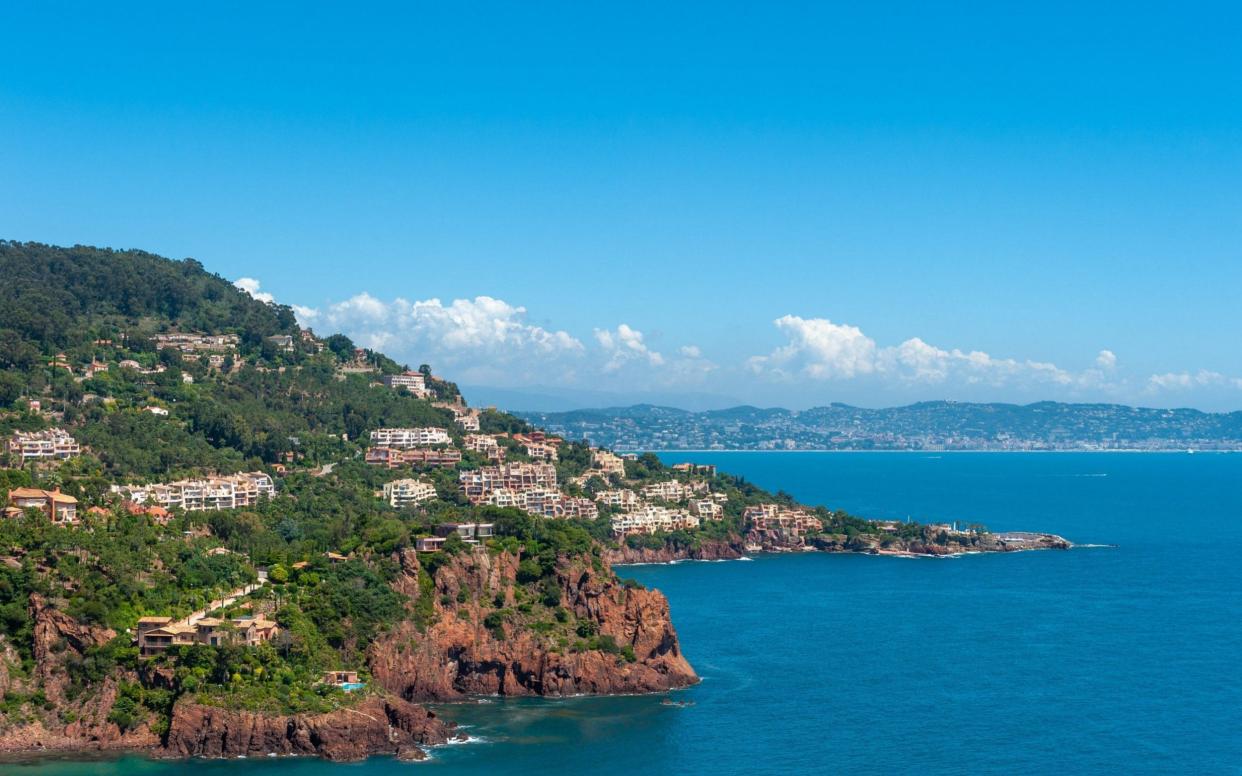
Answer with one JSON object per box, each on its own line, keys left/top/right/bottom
{"left": 368, "top": 548, "right": 697, "bottom": 701}
{"left": 1, "top": 547, "right": 698, "bottom": 761}
{"left": 162, "top": 696, "right": 453, "bottom": 761}
{"left": 602, "top": 538, "right": 746, "bottom": 565}
{"left": 0, "top": 596, "right": 158, "bottom": 756}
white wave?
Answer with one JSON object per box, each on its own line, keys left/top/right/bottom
{"left": 442, "top": 735, "right": 488, "bottom": 746}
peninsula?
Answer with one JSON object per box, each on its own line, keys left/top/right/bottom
{"left": 0, "top": 241, "right": 1068, "bottom": 762}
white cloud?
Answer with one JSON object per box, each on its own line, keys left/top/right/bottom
{"left": 410, "top": 297, "right": 584, "bottom": 354}
{"left": 307, "top": 293, "right": 584, "bottom": 383}
{"left": 234, "top": 277, "right": 275, "bottom": 304}
{"left": 291, "top": 305, "right": 319, "bottom": 324}
{"left": 299, "top": 290, "right": 720, "bottom": 388}
{"left": 595, "top": 324, "right": 665, "bottom": 372}
{"left": 285, "top": 290, "right": 1241, "bottom": 406}
{"left": 751, "top": 315, "right": 1095, "bottom": 391}
{"left": 748, "top": 315, "right": 877, "bottom": 380}
{"left": 1145, "top": 370, "right": 1239, "bottom": 392}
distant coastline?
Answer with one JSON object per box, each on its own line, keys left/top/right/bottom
{"left": 517, "top": 401, "right": 1242, "bottom": 453}
{"left": 635, "top": 448, "right": 1237, "bottom": 454}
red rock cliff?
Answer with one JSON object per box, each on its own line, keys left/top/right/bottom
{"left": 162, "top": 696, "right": 452, "bottom": 761}
{"left": 0, "top": 595, "right": 159, "bottom": 756}
{"left": 368, "top": 548, "right": 697, "bottom": 700}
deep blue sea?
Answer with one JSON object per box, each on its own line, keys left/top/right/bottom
{"left": 15, "top": 453, "right": 1242, "bottom": 775}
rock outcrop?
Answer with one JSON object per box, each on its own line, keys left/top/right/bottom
{"left": 162, "top": 696, "right": 453, "bottom": 761}
{"left": 368, "top": 549, "right": 697, "bottom": 701}
{"left": 30, "top": 594, "right": 116, "bottom": 704}
{"left": 0, "top": 596, "right": 159, "bottom": 756}
{"left": 603, "top": 538, "right": 746, "bottom": 565}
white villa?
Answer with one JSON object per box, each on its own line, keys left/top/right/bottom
{"left": 690, "top": 499, "right": 724, "bottom": 520}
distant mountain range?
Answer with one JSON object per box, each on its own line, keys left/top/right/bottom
{"left": 459, "top": 384, "right": 745, "bottom": 413}
{"left": 516, "top": 401, "right": 1242, "bottom": 451}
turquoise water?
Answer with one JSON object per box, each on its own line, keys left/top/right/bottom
{"left": 13, "top": 453, "right": 1242, "bottom": 774}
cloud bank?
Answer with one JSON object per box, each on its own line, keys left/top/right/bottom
{"left": 241, "top": 276, "right": 1241, "bottom": 408}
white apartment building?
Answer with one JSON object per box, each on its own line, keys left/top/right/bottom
{"left": 153, "top": 332, "right": 239, "bottom": 353}
{"left": 524, "top": 442, "right": 558, "bottom": 461}
{"left": 595, "top": 489, "right": 641, "bottom": 510}
{"left": 380, "top": 372, "right": 430, "bottom": 397}
{"left": 459, "top": 462, "right": 558, "bottom": 503}
{"left": 487, "top": 487, "right": 598, "bottom": 520}
{"left": 463, "top": 434, "right": 505, "bottom": 460}
{"left": 369, "top": 427, "right": 451, "bottom": 448}
{"left": 641, "top": 480, "right": 694, "bottom": 502}
{"left": 117, "top": 472, "right": 275, "bottom": 512}
{"left": 383, "top": 478, "right": 437, "bottom": 508}
{"left": 743, "top": 504, "right": 822, "bottom": 533}
{"left": 611, "top": 504, "right": 700, "bottom": 536}
{"left": 8, "top": 429, "right": 81, "bottom": 462}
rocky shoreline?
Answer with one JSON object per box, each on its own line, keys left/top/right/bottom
{"left": 162, "top": 696, "right": 453, "bottom": 761}
{"left": 0, "top": 534, "right": 1071, "bottom": 763}
{"left": 605, "top": 532, "right": 1073, "bottom": 565}
{"left": 0, "top": 547, "right": 696, "bottom": 763}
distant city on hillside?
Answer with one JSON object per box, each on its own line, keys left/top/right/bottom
{"left": 516, "top": 401, "right": 1242, "bottom": 452}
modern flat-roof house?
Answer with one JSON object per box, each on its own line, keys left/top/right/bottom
{"left": 435, "top": 522, "right": 495, "bottom": 543}
{"left": 415, "top": 536, "right": 446, "bottom": 552}
{"left": 322, "top": 670, "right": 361, "bottom": 686}
{"left": 382, "top": 478, "right": 437, "bottom": 508}
{"left": 6, "top": 488, "right": 78, "bottom": 524}
{"left": 690, "top": 499, "right": 724, "bottom": 520}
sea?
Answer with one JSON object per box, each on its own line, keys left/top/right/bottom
{"left": 14, "top": 452, "right": 1242, "bottom": 775}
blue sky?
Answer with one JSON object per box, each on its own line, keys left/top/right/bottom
{"left": 3, "top": 2, "right": 1241, "bottom": 409}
